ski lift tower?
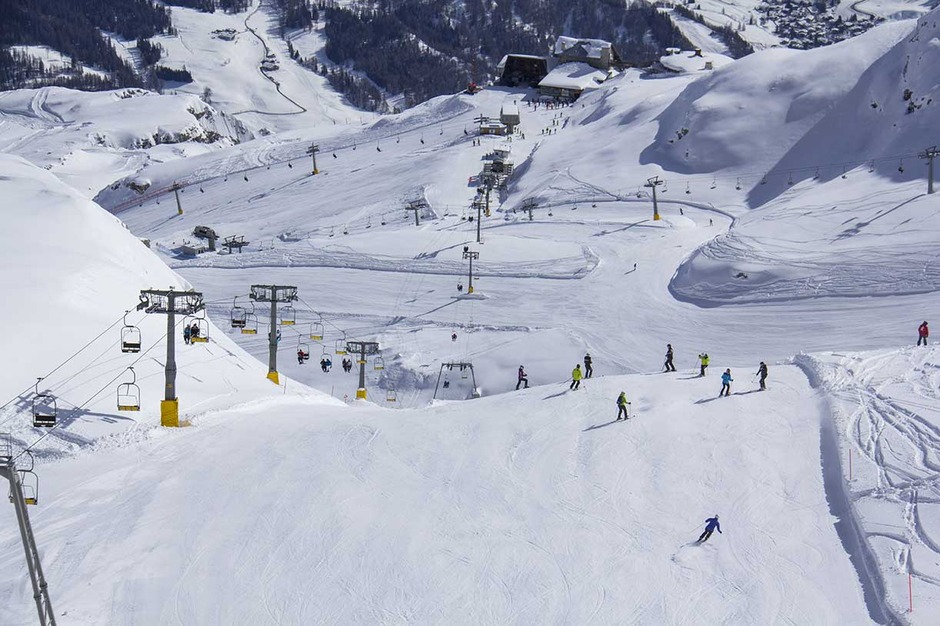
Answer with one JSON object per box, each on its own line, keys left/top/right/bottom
{"left": 250, "top": 284, "right": 298, "bottom": 385}
{"left": 171, "top": 182, "right": 183, "bottom": 216}
{"left": 462, "top": 245, "right": 479, "bottom": 294}
{"left": 137, "top": 288, "right": 204, "bottom": 427}
{"left": 405, "top": 200, "right": 427, "bottom": 227}
{"left": 307, "top": 143, "right": 320, "bottom": 175}
{"left": 521, "top": 197, "right": 537, "bottom": 221}
{"left": 433, "top": 362, "right": 480, "bottom": 399}
{"left": 644, "top": 176, "right": 663, "bottom": 221}
{"left": 919, "top": 145, "right": 938, "bottom": 194}
{"left": 0, "top": 435, "right": 56, "bottom": 625}
{"left": 346, "top": 340, "right": 379, "bottom": 400}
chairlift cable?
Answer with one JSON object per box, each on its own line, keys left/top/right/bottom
{"left": 0, "top": 309, "right": 131, "bottom": 415}
{"left": 15, "top": 318, "right": 176, "bottom": 460}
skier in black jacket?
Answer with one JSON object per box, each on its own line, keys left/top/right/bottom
{"left": 757, "top": 361, "right": 768, "bottom": 391}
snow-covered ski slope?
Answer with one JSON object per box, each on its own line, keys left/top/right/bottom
{"left": 1, "top": 368, "right": 872, "bottom": 624}
{"left": 0, "top": 87, "right": 237, "bottom": 198}
{"left": 148, "top": 0, "right": 366, "bottom": 135}
{"left": 3, "top": 8, "right": 940, "bottom": 625}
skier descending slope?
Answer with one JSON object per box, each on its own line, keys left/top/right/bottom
{"left": 516, "top": 365, "right": 529, "bottom": 390}
{"left": 697, "top": 515, "right": 722, "bottom": 543}
{"left": 756, "top": 361, "right": 768, "bottom": 390}
{"left": 918, "top": 320, "right": 929, "bottom": 346}
{"left": 584, "top": 353, "right": 593, "bottom": 378}
{"left": 570, "top": 364, "right": 583, "bottom": 390}
{"left": 616, "top": 391, "right": 630, "bottom": 420}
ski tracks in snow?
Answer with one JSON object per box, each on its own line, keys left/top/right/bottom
{"left": 798, "top": 347, "right": 940, "bottom": 617}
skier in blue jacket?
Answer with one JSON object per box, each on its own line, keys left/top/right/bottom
{"left": 698, "top": 515, "right": 721, "bottom": 542}
{"left": 719, "top": 369, "right": 733, "bottom": 397}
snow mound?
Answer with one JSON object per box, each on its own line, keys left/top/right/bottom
{"left": 0, "top": 87, "right": 234, "bottom": 196}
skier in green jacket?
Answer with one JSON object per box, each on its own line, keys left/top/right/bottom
{"left": 616, "top": 391, "right": 631, "bottom": 420}
{"left": 570, "top": 364, "right": 583, "bottom": 390}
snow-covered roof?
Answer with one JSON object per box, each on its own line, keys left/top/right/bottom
{"left": 659, "top": 50, "right": 734, "bottom": 74}
{"left": 538, "top": 62, "right": 608, "bottom": 91}
{"left": 553, "top": 36, "right": 611, "bottom": 59}
{"left": 501, "top": 102, "right": 520, "bottom": 116}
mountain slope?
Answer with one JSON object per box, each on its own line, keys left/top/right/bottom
{"left": 0, "top": 367, "right": 871, "bottom": 624}
{"left": 0, "top": 154, "right": 323, "bottom": 460}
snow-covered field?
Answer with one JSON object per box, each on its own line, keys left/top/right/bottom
{"left": 2, "top": 7, "right": 940, "bottom": 624}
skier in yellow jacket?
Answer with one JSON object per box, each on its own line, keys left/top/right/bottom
{"left": 570, "top": 364, "right": 583, "bottom": 390}
{"left": 698, "top": 353, "right": 710, "bottom": 377}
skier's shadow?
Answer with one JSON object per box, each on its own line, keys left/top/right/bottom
{"left": 694, "top": 397, "right": 720, "bottom": 405}
{"left": 678, "top": 375, "right": 701, "bottom": 380}
{"left": 583, "top": 419, "right": 621, "bottom": 432}
{"left": 542, "top": 390, "right": 568, "bottom": 400}
{"left": 733, "top": 389, "right": 763, "bottom": 396}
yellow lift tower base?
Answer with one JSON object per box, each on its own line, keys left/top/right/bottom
{"left": 267, "top": 371, "right": 280, "bottom": 385}
{"left": 161, "top": 399, "right": 179, "bottom": 427}
{"left": 356, "top": 388, "right": 367, "bottom": 400}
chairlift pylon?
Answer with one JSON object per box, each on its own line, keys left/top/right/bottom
{"left": 117, "top": 367, "right": 141, "bottom": 412}
{"left": 32, "top": 378, "right": 56, "bottom": 428}
{"left": 121, "top": 310, "right": 142, "bottom": 353}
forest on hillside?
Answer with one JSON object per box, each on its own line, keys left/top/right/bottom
{"left": 2, "top": 0, "right": 693, "bottom": 107}
{"left": 0, "top": 0, "right": 172, "bottom": 90}
{"left": 321, "top": 0, "right": 693, "bottom": 109}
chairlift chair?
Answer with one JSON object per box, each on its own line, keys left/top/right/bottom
{"left": 280, "top": 305, "right": 296, "bottom": 326}
{"left": 231, "top": 296, "right": 247, "bottom": 328}
{"left": 335, "top": 335, "right": 348, "bottom": 355}
{"left": 310, "top": 321, "right": 324, "bottom": 341}
{"left": 386, "top": 387, "right": 398, "bottom": 402}
{"left": 9, "top": 469, "right": 39, "bottom": 506}
{"left": 32, "top": 379, "right": 56, "bottom": 428}
{"left": 121, "top": 311, "right": 142, "bottom": 353}
{"left": 374, "top": 356, "right": 385, "bottom": 371}
{"left": 189, "top": 315, "right": 210, "bottom": 343}
{"left": 116, "top": 367, "right": 141, "bottom": 412}
{"left": 242, "top": 313, "right": 259, "bottom": 335}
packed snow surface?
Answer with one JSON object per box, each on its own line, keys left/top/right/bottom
{"left": 3, "top": 7, "right": 940, "bottom": 624}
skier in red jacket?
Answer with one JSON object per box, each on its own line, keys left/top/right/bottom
{"left": 918, "top": 321, "right": 929, "bottom": 346}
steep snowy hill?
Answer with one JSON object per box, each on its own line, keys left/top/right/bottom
{"left": 767, "top": 9, "right": 940, "bottom": 190}
{"left": 0, "top": 154, "right": 326, "bottom": 460}
{"left": 641, "top": 20, "right": 912, "bottom": 178}
{"left": 148, "top": 1, "right": 365, "bottom": 135}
